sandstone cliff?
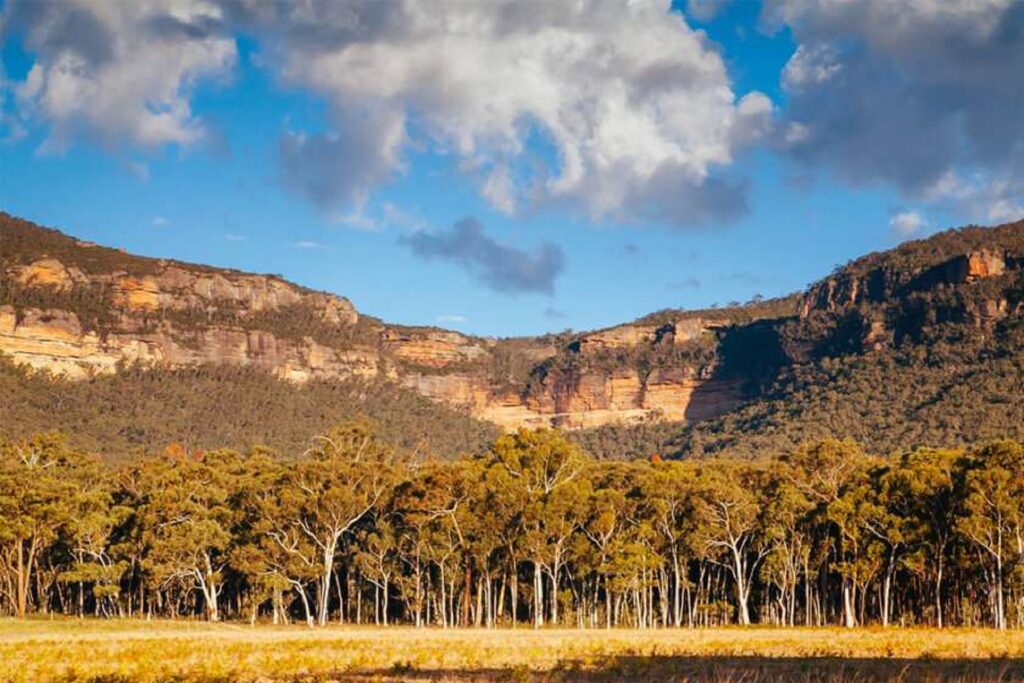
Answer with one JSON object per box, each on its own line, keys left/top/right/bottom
{"left": 0, "top": 213, "right": 746, "bottom": 429}
{"left": 7, "top": 213, "right": 1021, "bottom": 434}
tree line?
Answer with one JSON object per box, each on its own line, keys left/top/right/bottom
{"left": 1, "top": 425, "right": 1022, "bottom": 629}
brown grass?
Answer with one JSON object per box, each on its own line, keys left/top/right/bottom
{"left": 0, "top": 619, "right": 1022, "bottom": 682}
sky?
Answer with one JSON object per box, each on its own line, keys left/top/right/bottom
{"left": 1, "top": 0, "right": 1022, "bottom": 337}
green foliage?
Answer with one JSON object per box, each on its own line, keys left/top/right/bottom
{"left": 0, "top": 357, "right": 497, "bottom": 461}
{"left": 1, "top": 425, "right": 1022, "bottom": 631}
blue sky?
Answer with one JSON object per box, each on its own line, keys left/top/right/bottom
{"left": 2, "top": 1, "right": 1021, "bottom": 337}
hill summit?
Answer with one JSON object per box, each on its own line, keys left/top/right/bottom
{"left": 3, "top": 211, "right": 1024, "bottom": 459}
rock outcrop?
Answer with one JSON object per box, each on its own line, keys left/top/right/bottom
{"left": 0, "top": 305, "right": 380, "bottom": 381}
{"left": 8, "top": 213, "right": 1023, "bottom": 434}
{"left": 384, "top": 329, "right": 489, "bottom": 368}
{"left": 86, "top": 209, "right": 1024, "bottom": 434}
{"left": 803, "top": 249, "right": 1013, "bottom": 317}
{"left": 1, "top": 264, "right": 741, "bottom": 428}
{"left": 0, "top": 213, "right": 744, "bottom": 429}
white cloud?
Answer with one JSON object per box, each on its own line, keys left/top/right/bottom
{"left": 889, "top": 210, "right": 926, "bottom": 238}
{"left": 330, "top": 201, "right": 429, "bottom": 232}
{"left": 924, "top": 171, "right": 1024, "bottom": 225}
{"left": 685, "top": 0, "right": 729, "bottom": 23}
{"left": 767, "top": 0, "right": 1024, "bottom": 223}
{"left": 782, "top": 44, "right": 841, "bottom": 91}
{"left": 151, "top": 215, "right": 169, "bottom": 226}
{"left": 236, "top": 0, "right": 772, "bottom": 226}
{"left": 332, "top": 208, "right": 380, "bottom": 232}
{"left": 382, "top": 203, "right": 426, "bottom": 231}
{"left": 5, "top": 0, "right": 236, "bottom": 151}
{"left": 436, "top": 314, "right": 468, "bottom": 324}
{"left": 289, "top": 240, "right": 331, "bottom": 250}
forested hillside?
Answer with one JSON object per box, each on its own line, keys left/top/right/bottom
{"left": 578, "top": 220, "right": 1024, "bottom": 459}
{"left": 0, "top": 357, "right": 496, "bottom": 461}
{"left": 3, "top": 212, "right": 1024, "bottom": 461}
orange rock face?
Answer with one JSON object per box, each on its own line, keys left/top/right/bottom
{"left": 0, "top": 254, "right": 736, "bottom": 430}
{"left": 0, "top": 306, "right": 115, "bottom": 377}
{"left": 114, "top": 276, "right": 162, "bottom": 311}
{"left": 0, "top": 304, "right": 379, "bottom": 382}
{"left": 965, "top": 251, "right": 1006, "bottom": 280}
{"left": 10, "top": 259, "right": 79, "bottom": 290}
{"left": 384, "top": 330, "right": 489, "bottom": 368}
{"left": 578, "top": 325, "right": 657, "bottom": 352}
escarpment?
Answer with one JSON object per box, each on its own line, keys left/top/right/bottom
{"left": 0, "top": 214, "right": 752, "bottom": 430}
{"left": 4, "top": 212, "right": 1024, "bottom": 438}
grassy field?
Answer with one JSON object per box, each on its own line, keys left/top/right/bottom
{"left": 1, "top": 619, "right": 1022, "bottom": 682}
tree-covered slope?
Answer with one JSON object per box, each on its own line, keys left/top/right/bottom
{"left": 4, "top": 211, "right": 1024, "bottom": 461}
{"left": 0, "top": 357, "right": 496, "bottom": 461}
{"left": 574, "top": 220, "right": 1024, "bottom": 460}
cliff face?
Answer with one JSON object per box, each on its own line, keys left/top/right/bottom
{"left": 0, "top": 214, "right": 744, "bottom": 429}
{"left": 388, "top": 315, "right": 743, "bottom": 429}
{"left": 799, "top": 243, "right": 1024, "bottom": 354}
{"left": 7, "top": 213, "right": 1022, "bottom": 434}
{"left": 1, "top": 256, "right": 375, "bottom": 382}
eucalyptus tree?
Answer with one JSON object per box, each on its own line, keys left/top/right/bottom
{"left": 0, "top": 433, "right": 98, "bottom": 617}
{"left": 356, "top": 519, "right": 400, "bottom": 626}
{"left": 523, "top": 474, "right": 591, "bottom": 626}
{"left": 61, "top": 461, "right": 129, "bottom": 617}
{"left": 782, "top": 439, "right": 869, "bottom": 627}
{"left": 459, "top": 460, "right": 506, "bottom": 627}
{"left": 638, "top": 460, "right": 698, "bottom": 627}
{"left": 883, "top": 448, "right": 962, "bottom": 627}
{"left": 583, "top": 482, "right": 630, "bottom": 628}
{"left": 228, "top": 448, "right": 298, "bottom": 624}
{"left": 479, "top": 458, "right": 529, "bottom": 626}
{"left": 274, "top": 421, "right": 394, "bottom": 626}
{"left": 760, "top": 462, "right": 814, "bottom": 626}
{"left": 958, "top": 441, "right": 1024, "bottom": 629}
{"left": 136, "top": 448, "right": 245, "bottom": 621}
{"left": 491, "top": 429, "right": 588, "bottom": 627}
{"left": 692, "top": 462, "right": 770, "bottom": 625}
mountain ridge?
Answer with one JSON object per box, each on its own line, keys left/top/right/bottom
{"left": 4, "top": 210, "right": 1024, "bottom": 461}
{"left": 0, "top": 211, "right": 782, "bottom": 430}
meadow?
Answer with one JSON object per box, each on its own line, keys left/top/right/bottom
{"left": 1, "top": 620, "right": 1023, "bottom": 682}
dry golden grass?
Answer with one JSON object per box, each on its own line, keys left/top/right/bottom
{"left": 1, "top": 619, "right": 1022, "bottom": 682}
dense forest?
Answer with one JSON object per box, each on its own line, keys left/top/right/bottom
{"left": 577, "top": 314, "right": 1024, "bottom": 461}
{"left": 2, "top": 425, "right": 1021, "bottom": 630}
{"left": 0, "top": 357, "right": 496, "bottom": 461}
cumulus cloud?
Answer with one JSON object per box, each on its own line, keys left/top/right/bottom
{"left": 766, "top": 0, "right": 1024, "bottom": 221}
{"left": 402, "top": 217, "right": 565, "bottom": 295}
{"left": 3, "top": 0, "right": 237, "bottom": 151}
{"left": 889, "top": 210, "right": 927, "bottom": 239}
{"left": 230, "top": 0, "right": 772, "bottom": 226}
{"left": 278, "top": 107, "right": 404, "bottom": 210}
{"left": 685, "top": 0, "right": 730, "bottom": 23}
{"left": 923, "top": 171, "right": 1024, "bottom": 225}
{"left": 6, "top": 1, "right": 773, "bottom": 226}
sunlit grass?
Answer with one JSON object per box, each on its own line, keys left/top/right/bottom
{"left": 1, "top": 619, "right": 1022, "bottom": 682}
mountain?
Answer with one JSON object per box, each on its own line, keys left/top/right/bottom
{"left": 0, "top": 212, "right": 778, "bottom": 433}
{"left": 3, "top": 211, "right": 1024, "bottom": 460}
{"left": 577, "top": 220, "right": 1024, "bottom": 459}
